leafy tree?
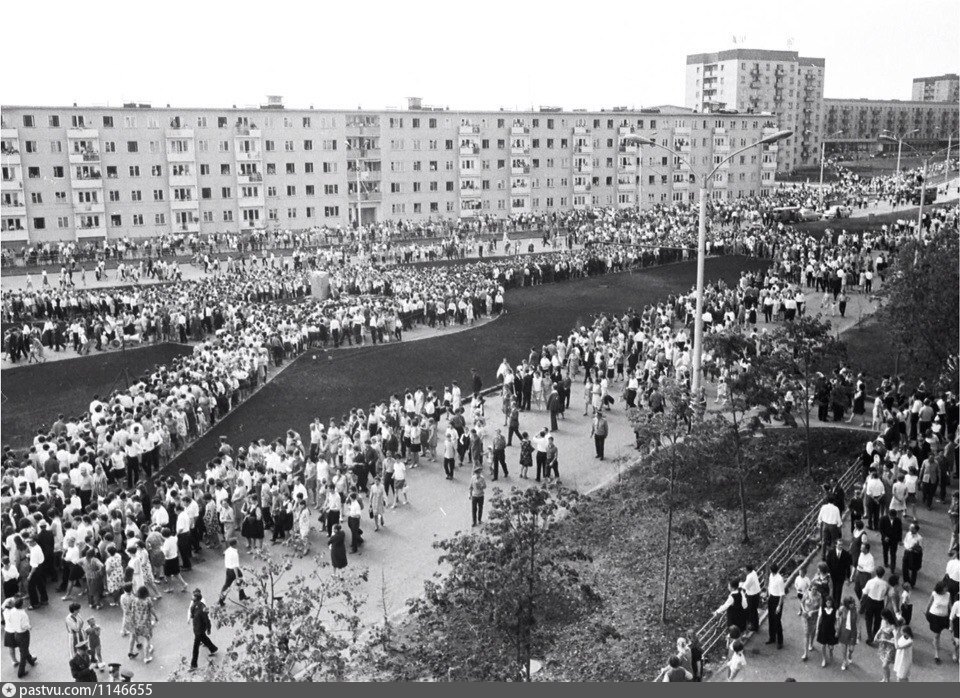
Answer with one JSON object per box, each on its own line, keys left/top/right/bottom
{"left": 704, "top": 327, "right": 780, "bottom": 543}
{"left": 769, "top": 315, "right": 847, "bottom": 475}
{"left": 629, "top": 377, "right": 704, "bottom": 621}
{"left": 387, "top": 486, "right": 595, "bottom": 681}
{"left": 170, "top": 553, "right": 367, "bottom": 682}
{"left": 878, "top": 227, "right": 960, "bottom": 378}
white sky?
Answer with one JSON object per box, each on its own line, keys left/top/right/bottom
{"left": 3, "top": 0, "right": 958, "bottom": 110}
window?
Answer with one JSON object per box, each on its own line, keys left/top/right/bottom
{"left": 24, "top": 141, "right": 37, "bottom": 153}
{"left": 22, "top": 115, "right": 35, "bottom": 127}
{"left": 286, "top": 185, "right": 296, "bottom": 196}
{"left": 324, "top": 184, "right": 338, "bottom": 195}
{"left": 108, "top": 190, "right": 120, "bottom": 202}
{"left": 303, "top": 117, "right": 311, "bottom": 128}
{"left": 221, "top": 164, "right": 231, "bottom": 176}
{"left": 390, "top": 183, "right": 401, "bottom": 193}
{"left": 110, "top": 214, "right": 121, "bottom": 227}
{"left": 152, "top": 165, "right": 162, "bottom": 176}
{"left": 106, "top": 166, "right": 118, "bottom": 178}
{"left": 55, "top": 191, "right": 67, "bottom": 202}
{"left": 445, "top": 181, "right": 454, "bottom": 192}
{"left": 221, "top": 187, "right": 231, "bottom": 198}
{"left": 201, "top": 187, "right": 212, "bottom": 199}
{"left": 285, "top": 140, "right": 294, "bottom": 152}
{"left": 27, "top": 167, "right": 40, "bottom": 178}
{"left": 49, "top": 141, "right": 63, "bottom": 153}
{"left": 52, "top": 166, "right": 64, "bottom": 178}
{"left": 323, "top": 162, "right": 337, "bottom": 174}
{"left": 30, "top": 192, "right": 42, "bottom": 204}
{"left": 306, "top": 206, "right": 314, "bottom": 218}
{"left": 129, "top": 165, "right": 141, "bottom": 177}
{"left": 32, "top": 217, "right": 45, "bottom": 230}
{"left": 127, "top": 141, "right": 138, "bottom": 153}
{"left": 102, "top": 116, "right": 114, "bottom": 128}
{"left": 223, "top": 210, "right": 233, "bottom": 222}
{"left": 286, "top": 163, "right": 295, "bottom": 174}
{"left": 155, "top": 213, "right": 165, "bottom": 225}
{"left": 200, "top": 164, "right": 210, "bottom": 175}
{"left": 304, "top": 140, "right": 313, "bottom": 151}
{"left": 324, "top": 206, "right": 339, "bottom": 217}
{"left": 104, "top": 141, "right": 115, "bottom": 153}
{"left": 153, "top": 189, "right": 164, "bottom": 201}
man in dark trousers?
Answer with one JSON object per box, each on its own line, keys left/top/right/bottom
{"left": 879, "top": 509, "right": 903, "bottom": 574}
{"left": 471, "top": 368, "right": 482, "bottom": 400}
{"left": 546, "top": 383, "right": 560, "bottom": 432}
{"left": 591, "top": 410, "right": 609, "bottom": 460}
{"left": 69, "top": 641, "right": 97, "bottom": 682}
{"left": 491, "top": 429, "right": 508, "bottom": 480}
{"left": 506, "top": 403, "right": 522, "bottom": 447}
{"left": 825, "top": 537, "right": 853, "bottom": 609}
{"left": 189, "top": 589, "right": 218, "bottom": 670}
{"left": 521, "top": 369, "right": 533, "bottom": 411}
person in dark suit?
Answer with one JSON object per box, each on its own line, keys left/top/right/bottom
{"left": 825, "top": 538, "right": 853, "bottom": 609}
{"left": 546, "top": 384, "right": 560, "bottom": 432}
{"left": 189, "top": 590, "right": 218, "bottom": 670}
{"left": 69, "top": 642, "right": 97, "bottom": 682}
{"left": 35, "top": 520, "right": 56, "bottom": 585}
{"left": 878, "top": 509, "right": 903, "bottom": 573}
{"left": 328, "top": 525, "right": 347, "bottom": 572}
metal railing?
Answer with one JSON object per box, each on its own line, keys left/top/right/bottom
{"left": 692, "top": 455, "right": 862, "bottom": 663}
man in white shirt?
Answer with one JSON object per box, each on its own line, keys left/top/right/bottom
{"left": 25, "top": 538, "right": 47, "bottom": 609}
{"left": 863, "top": 470, "right": 885, "bottom": 530}
{"left": 217, "top": 539, "right": 247, "bottom": 606}
{"left": 5, "top": 597, "right": 38, "bottom": 677}
{"left": 175, "top": 504, "right": 194, "bottom": 571}
{"left": 742, "top": 564, "right": 762, "bottom": 631}
{"left": 766, "top": 562, "right": 786, "bottom": 648}
{"left": 861, "top": 567, "right": 889, "bottom": 642}
{"left": 817, "top": 499, "right": 842, "bottom": 558}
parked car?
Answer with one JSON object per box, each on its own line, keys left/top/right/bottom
{"left": 797, "top": 207, "right": 822, "bottom": 221}
{"left": 821, "top": 205, "right": 852, "bottom": 220}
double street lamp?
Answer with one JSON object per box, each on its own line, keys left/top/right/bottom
{"left": 621, "top": 128, "right": 792, "bottom": 396}
{"left": 881, "top": 128, "right": 920, "bottom": 178}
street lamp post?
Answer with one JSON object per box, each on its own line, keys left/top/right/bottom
{"left": 881, "top": 129, "right": 920, "bottom": 179}
{"left": 817, "top": 130, "right": 843, "bottom": 209}
{"left": 878, "top": 136, "right": 960, "bottom": 238}
{"left": 622, "top": 128, "right": 792, "bottom": 396}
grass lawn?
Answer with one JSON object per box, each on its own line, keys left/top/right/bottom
{"left": 543, "top": 427, "right": 867, "bottom": 681}
{"left": 842, "top": 314, "right": 928, "bottom": 391}
{"left": 1, "top": 343, "right": 193, "bottom": 449}
{"left": 170, "top": 256, "right": 769, "bottom": 474}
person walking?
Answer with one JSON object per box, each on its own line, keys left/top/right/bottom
{"left": 546, "top": 383, "right": 560, "bottom": 432}
{"left": 6, "top": 597, "right": 37, "bottom": 678}
{"left": 927, "top": 581, "right": 952, "bottom": 663}
{"left": 591, "top": 410, "right": 608, "bottom": 461}
{"left": 469, "top": 467, "right": 486, "bottom": 527}
{"left": 188, "top": 589, "right": 218, "bottom": 671}
{"left": 217, "top": 540, "right": 248, "bottom": 606}
{"left": 328, "top": 524, "right": 347, "bottom": 573}
{"left": 837, "top": 596, "right": 860, "bottom": 671}
{"left": 491, "top": 429, "right": 508, "bottom": 480}
{"left": 816, "top": 596, "right": 839, "bottom": 667}
{"left": 893, "top": 625, "right": 914, "bottom": 682}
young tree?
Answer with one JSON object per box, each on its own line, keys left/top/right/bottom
{"left": 769, "top": 315, "right": 847, "bottom": 475}
{"left": 878, "top": 227, "right": 960, "bottom": 378}
{"left": 170, "top": 553, "right": 367, "bottom": 682}
{"left": 630, "top": 377, "right": 703, "bottom": 621}
{"left": 704, "top": 327, "right": 779, "bottom": 543}
{"left": 397, "top": 486, "right": 595, "bottom": 681}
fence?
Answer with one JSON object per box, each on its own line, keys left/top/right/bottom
{"left": 689, "top": 453, "right": 863, "bottom": 671}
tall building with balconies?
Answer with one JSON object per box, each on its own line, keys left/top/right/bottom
{"left": 0, "top": 101, "right": 776, "bottom": 245}
{"left": 685, "top": 49, "right": 825, "bottom": 173}
{"left": 911, "top": 74, "right": 960, "bottom": 103}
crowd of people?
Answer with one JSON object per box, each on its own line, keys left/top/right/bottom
{"left": 1, "top": 165, "right": 957, "bottom": 681}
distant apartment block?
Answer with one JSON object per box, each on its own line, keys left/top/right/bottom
{"left": 911, "top": 73, "right": 960, "bottom": 102}
{"left": 685, "top": 49, "right": 825, "bottom": 172}
{"left": 822, "top": 98, "right": 960, "bottom": 153}
{"left": 0, "top": 100, "right": 779, "bottom": 245}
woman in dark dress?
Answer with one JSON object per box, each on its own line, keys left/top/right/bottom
{"left": 240, "top": 497, "right": 265, "bottom": 552}
{"left": 329, "top": 525, "right": 347, "bottom": 572}
{"left": 816, "top": 596, "right": 839, "bottom": 667}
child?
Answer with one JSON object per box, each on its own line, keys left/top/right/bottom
{"left": 899, "top": 582, "right": 913, "bottom": 625}
{"left": 794, "top": 565, "right": 811, "bottom": 617}
{"left": 86, "top": 617, "right": 104, "bottom": 670}
{"left": 726, "top": 640, "right": 746, "bottom": 681}
{"left": 894, "top": 625, "right": 913, "bottom": 682}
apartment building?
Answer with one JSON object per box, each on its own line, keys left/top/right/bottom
{"left": 0, "top": 100, "right": 779, "bottom": 245}
{"left": 911, "top": 74, "right": 960, "bottom": 103}
{"left": 822, "top": 98, "right": 960, "bottom": 154}
{"left": 685, "top": 49, "right": 826, "bottom": 173}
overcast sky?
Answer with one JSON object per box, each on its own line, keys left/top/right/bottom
{"left": 4, "top": 0, "right": 958, "bottom": 110}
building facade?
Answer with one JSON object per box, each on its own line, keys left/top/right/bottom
{"left": 0, "top": 102, "right": 779, "bottom": 245}
{"left": 911, "top": 74, "right": 960, "bottom": 103}
{"left": 822, "top": 98, "right": 960, "bottom": 154}
{"left": 685, "top": 49, "right": 825, "bottom": 172}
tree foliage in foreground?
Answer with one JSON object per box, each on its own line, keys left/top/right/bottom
{"left": 877, "top": 227, "right": 959, "bottom": 380}
{"left": 377, "top": 486, "right": 597, "bottom": 681}
{"left": 171, "top": 553, "right": 367, "bottom": 682}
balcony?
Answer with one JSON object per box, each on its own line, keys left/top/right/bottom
{"left": 66, "top": 128, "right": 99, "bottom": 140}
{"left": 165, "top": 127, "right": 195, "bottom": 140}
{"left": 235, "top": 148, "right": 263, "bottom": 162}
{"left": 76, "top": 223, "right": 106, "bottom": 239}
{"left": 573, "top": 126, "right": 589, "bottom": 136}
{"left": 1, "top": 224, "right": 29, "bottom": 243}
{"left": 2, "top": 199, "right": 26, "bottom": 214}
{"left": 355, "top": 191, "right": 382, "bottom": 202}
{"left": 573, "top": 182, "right": 591, "bottom": 194}
{"left": 166, "top": 148, "right": 195, "bottom": 163}
{"left": 510, "top": 125, "right": 530, "bottom": 135}
{"left": 71, "top": 176, "right": 103, "bottom": 189}
{"left": 574, "top": 144, "right": 593, "bottom": 154}
{"left": 237, "top": 172, "right": 263, "bottom": 185}
{"left": 238, "top": 194, "right": 266, "bottom": 208}
{"left": 511, "top": 145, "right": 531, "bottom": 156}
{"left": 617, "top": 143, "right": 637, "bottom": 154}
{"left": 168, "top": 172, "right": 196, "bottom": 187}
{"left": 459, "top": 124, "right": 481, "bottom": 136}
{"left": 68, "top": 149, "right": 101, "bottom": 165}
{"left": 511, "top": 181, "right": 531, "bottom": 195}
{"left": 74, "top": 201, "right": 105, "bottom": 214}
{"left": 459, "top": 187, "right": 482, "bottom": 199}
{"left": 510, "top": 164, "right": 531, "bottom": 175}
{"left": 459, "top": 145, "right": 480, "bottom": 156}
{"left": 235, "top": 127, "right": 262, "bottom": 138}
{"left": 0, "top": 128, "right": 18, "bottom": 139}
{"left": 713, "top": 127, "right": 726, "bottom": 135}
{"left": 675, "top": 126, "right": 690, "bottom": 135}
{"left": 175, "top": 220, "right": 201, "bottom": 234}
{"left": 1, "top": 177, "right": 22, "bottom": 191}
{"left": 171, "top": 196, "right": 200, "bottom": 210}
